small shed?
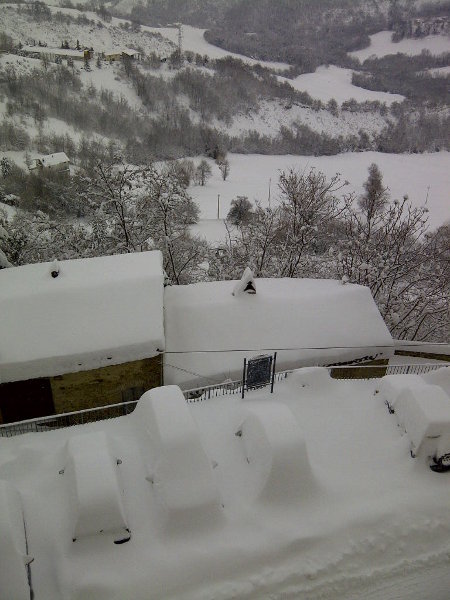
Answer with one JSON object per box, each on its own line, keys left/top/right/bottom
{"left": 0, "top": 251, "right": 165, "bottom": 423}
{"left": 29, "top": 152, "right": 70, "bottom": 174}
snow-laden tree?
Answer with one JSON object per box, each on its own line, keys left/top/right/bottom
{"left": 195, "top": 159, "right": 212, "bottom": 186}
{"left": 0, "top": 209, "right": 12, "bottom": 268}
{"left": 227, "top": 196, "right": 253, "bottom": 226}
{"left": 275, "top": 168, "right": 350, "bottom": 277}
{"left": 217, "top": 158, "right": 230, "bottom": 181}
{"left": 5, "top": 161, "right": 208, "bottom": 284}
{"left": 84, "top": 160, "right": 208, "bottom": 284}
{"left": 210, "top": 168, "right": 349, "bottom": 279}
{"left": 335, "top": 163, "right": 449, "bottom": 341}
{"left": 5, "top": 209, "right": 95, "bottom": 266}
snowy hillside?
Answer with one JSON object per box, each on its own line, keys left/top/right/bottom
{"left": 209, "top": 99, "right": 390, "bottom": 140}
{"left": 1, "top": 368, "right": 450, "bottom": 599}
{"left": 1, "top": 4, "right": 174, "bottom": 56}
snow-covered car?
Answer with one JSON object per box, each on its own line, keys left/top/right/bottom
{"left": 0, "top": 481, "right": 34, "bottom": 600}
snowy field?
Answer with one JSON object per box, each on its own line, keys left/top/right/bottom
{"left": 278, "top": 66, "right": 405, "bottom": 105}
{"left": 189, "top": 151, "right": 450, "bottom": 242}
{"left": 1, "top": 368, "right": 450, "bottom": 600}
{"left": 350, "top": 31, "right": 450, "bottom": 62}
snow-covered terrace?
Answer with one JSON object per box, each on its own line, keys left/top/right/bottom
{"left": 1, "top": 367, "right": 450, "bottom": 600}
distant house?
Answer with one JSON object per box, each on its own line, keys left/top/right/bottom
{"left": 0, "top": 252, "right": 165, "bottom": 424}
{"left": 20, "top": 46, "right": 93, "bottom": 61}
{"left": 104, "top": 48, "right": 142, "bottom": 61}
{"left": 29, "top": 152, "right": 70, "bottom": 174}
{"left": 163, "top": 277, "right": 394, "bottom": 389}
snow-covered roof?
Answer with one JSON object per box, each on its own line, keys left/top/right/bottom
{"left": 1, "top": 370, "right": 449, "bottom": 599}
{"left": 21, "top": 46, "right": 86, "bottom": 58}
{"left": 0, "top": 251, "right": 165, "bottom": 383}
{"left": 164, "top": 278, "right": 393, "bottom": 387}
{"left": 33, "top": 152, "right": 70, "bottom": 168}
{"left": 122, "top": 47, "right": 140, "bottom": 56}
{"left": 104, "top": 48, "right": 139, "bottom": 57}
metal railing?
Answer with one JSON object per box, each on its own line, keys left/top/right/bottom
{"left": 0, "top": 363, "right": 445, "bottom": 437}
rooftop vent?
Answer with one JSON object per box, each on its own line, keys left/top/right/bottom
{"left": 233, "top": 267, "right": 256, "bottom": 297}
{"left": 50, "top": 259, "right": 60, "bottom": 278}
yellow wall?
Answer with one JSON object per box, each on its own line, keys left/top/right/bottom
{"left": 50, "top": 356, "right": 162, "bottom": 414}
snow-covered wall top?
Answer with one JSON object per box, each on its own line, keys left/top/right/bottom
{"left": 164, "top": 278, "right": 393, "bottom": 388}
{"left": 0, "top": 251, "right": 165, "bottom": 383}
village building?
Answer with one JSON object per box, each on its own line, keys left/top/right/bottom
{"left": 103, "top": 48, "right": 142, "bottom": 61}
{"left": 29, "top": 152, "right": 70, "bottom": 174}
{"left": 163, "top": 276, "right": 394, "bottom": 389}
{"left": 0, "top": 256, "right": 394, "bottom": 423}
{"left": 0, "top": 252, "right": 165, "bottom": 424}
{"left": 20, "top": 46, "right": 93, "bottom": 61}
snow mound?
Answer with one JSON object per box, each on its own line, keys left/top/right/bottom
{"left": 394, "top": 385, "right": 450, "bottom": 461}
{"left": 133, "top": 386, "right": 222, "bottom": 526}
{"left": 377, "top": 374, "right": 425, "bottom": 411}
{"left": 422, "top": 366, "right": 450, "bottom": 397}
{"left": 285, "top": 367, "right": 333, "bottom": 392}
{"left": 64, "top": 431, "right": 129, "bottom": 543}
{"left": 0, "top": 480, "right": 33, "bottom": 600}
{"left": 238, "top": 402, "right": 318, "bottom": 504}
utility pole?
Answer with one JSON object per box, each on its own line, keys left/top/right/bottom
{"left": 217, "top": 194, "right": 220, "bottom": 219}
{"left": 177, "top": 23, "right": 183, "bottom": 64}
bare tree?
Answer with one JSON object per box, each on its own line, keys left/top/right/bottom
{"left": 335, "top": 164, "right": 448, "bottom": 341}
{"left": 217, "top": 158, "right": 230, "bottom": 181}
{"left": 195, "top": 159, "right": 212, "bottom": 186}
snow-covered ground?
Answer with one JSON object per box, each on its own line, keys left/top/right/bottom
{"left": 278, "top": 66, "right": 405, "bottom": 105}
{"left": 350, "top": 31, "right": 450, "bottom": 62}
{"left": 424, "top": 66, "right": 450, "bottom": 77}
{"left": 1, "top": 368, "right": 450, "bottom": 600}
{"left": 189, "top": 151, "right": 450, "bottom": 242}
